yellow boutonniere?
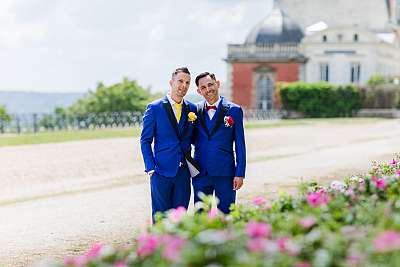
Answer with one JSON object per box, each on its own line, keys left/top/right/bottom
{"left": 188, "top": 112, "right": 197, "bottom": 122}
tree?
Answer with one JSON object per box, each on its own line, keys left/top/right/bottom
{"left": 0, "top": 105, "right": 11, "bottom": 122}
{"left": 367, "top": 74, "right": 388, "bottom": 86}
{"left": 69, "top": 77, "right": 152, "bottom": 115}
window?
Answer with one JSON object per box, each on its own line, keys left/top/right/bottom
{"left": 354, "top": 34, "right": 358, "bottom": 42}
{"left": 322, "top": 35, "right": 327, "bottom": 42}
{"left": 256, "top": 74, "right": 274, "bottom": 111}
{"left": 350, "top": 62, "right": 361, "bottom": 83}
{"left": 319, "top": 63, "right": 329, "bottom": 82}
{"left": 397, "top": 0, "right": 400, "bottom": 24}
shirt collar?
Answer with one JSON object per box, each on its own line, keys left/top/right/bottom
{"left": 167, "top": 93, "right": 183, "bottom": 105}
{"left": 206, "top": 97, "right": 221, "bottom": 108}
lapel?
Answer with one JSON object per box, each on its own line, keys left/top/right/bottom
{"left": 179, "top": 100, "right": 190, "bottom": 136}
{"left": 198, "top": 101, "right": 210, "bottom": 138}
{"left": 162, "top": 96, "right": 181, "bottom": 141}
{"left": 209, "top": 97, "right": 229, "bottom": 137}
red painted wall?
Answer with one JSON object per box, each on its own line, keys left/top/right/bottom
{"left": 231, "top": 62, "right": 300, "bottom": 109}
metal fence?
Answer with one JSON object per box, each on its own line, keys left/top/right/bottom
{"left": 0, "top": 109, "right": 283, "bottom": 134}
{"left": 0, "top": 112, "right": 144, "bottom": 134}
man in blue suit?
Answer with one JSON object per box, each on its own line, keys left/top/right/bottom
{"left": 140, "top": 67, "right": 198, "bottom": 221}
{"left": 193, "top": 72, "right": 246, "bottom": 214}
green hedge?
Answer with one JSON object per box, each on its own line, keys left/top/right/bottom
{"left": 279, "top": 82, "right": 362, "bottom": 118}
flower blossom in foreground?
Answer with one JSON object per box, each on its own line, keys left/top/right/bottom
{"left": 390, "top": 159, "right": 398, "bottom": 166}
{"left": 371, "top": 176, "right": 387, "bottom": 190}
{"left": 346, "top": 255, "right": 364, "bottom": 266}
{"left": 63, "top": 243, "right": 106, "bottom": 267}
{"left": 208, "top": 207, "right": 219, "bottom": 218}
{"left": 168, "top": 206, "right": 186, "bottom": 223}
{"left": 246, "top": 221, "right": 272, "bottom": 238}
{"left": 294, "top": 262, "right": 312, "bottom": 267}
{"left": 276, "top": 237, "right": 300, "bottom": 256}
{"left": 136, "top": 233, "right": 159, "bottom": 258}
{"left": 247, "top": 237, "right": 266, "bottom": 253}
{"left": 298, "top": 216, "right": 316, "bottom": 229}
{"left": 373, "top": 231, "right": 400, "bottom": 252}
{"left": 307, "top": 189, "right": 330, "bottom": 208}
{"left": 161, "top": 235, "right": 186, "bottom": 261}
{"left": 252, "top": 196, "right": 272, "bottom": 210}
{"left": 330, "top": 180, "right": 346, "bottom": 192}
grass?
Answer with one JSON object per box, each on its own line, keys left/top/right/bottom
{"left": 0, "top": 118, "right": 387, "bottom": 147}
{"left": 0, "top": 128, "right": 140, "bottom": 147}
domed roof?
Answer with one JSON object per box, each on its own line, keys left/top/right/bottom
{"left": 245, "top": 7, "right": 304, "bottom": 45}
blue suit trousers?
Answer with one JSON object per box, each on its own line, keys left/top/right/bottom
{"left": 192, "top": 175, "right": 236, "bottom": 214}
{"left": 150, "top": 166, "right": 191, "bottom": 222}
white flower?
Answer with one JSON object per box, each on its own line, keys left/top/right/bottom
{"left": 330, "top": 180, "right": 346, "bottom": 192}
{"left": 350, "top": 175, "right": 364, "bottom": 184}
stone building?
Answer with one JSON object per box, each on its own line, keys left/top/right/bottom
{"left": 225, "top": 0, "right": 400, "bottom": 111}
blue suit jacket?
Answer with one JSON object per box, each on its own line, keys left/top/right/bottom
{"left": 194, "top": 96, "right": 246, "bottom": 178}
{"left": 140, "top": 96, "right": 197, "bottom": 177}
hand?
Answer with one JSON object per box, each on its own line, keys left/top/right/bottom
{"left": 233, "top": 177, "right": 244, "bottom": 190}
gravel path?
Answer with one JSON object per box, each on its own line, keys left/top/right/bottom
{"left": 1, "top": 119, "right": 399, "bottom": 266}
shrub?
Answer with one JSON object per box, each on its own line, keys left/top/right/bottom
{"left": 280, "top": 82, "right": 362, "bottom": 118}
{"left": 47, "top": 156, "right": 400, "bottom": 267}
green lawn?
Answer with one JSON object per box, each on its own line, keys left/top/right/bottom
{"left": 0, "top": 118, "right": 386, "bottom": 147}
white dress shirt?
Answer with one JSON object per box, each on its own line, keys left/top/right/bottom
{"left": 206, "top": 97, "right": 221, "bottom": 120}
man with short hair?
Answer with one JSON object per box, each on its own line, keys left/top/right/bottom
{"left": 140, "top": 67, "right": 198, "bottom": 221}
{"left": 193, "top": 72, "right": 246, "bottom": 214}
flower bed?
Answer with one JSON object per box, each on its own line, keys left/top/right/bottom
{"left": 51, "top": 157, "right": 400, "bottom": 267}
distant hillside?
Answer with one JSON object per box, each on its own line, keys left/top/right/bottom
{"left": 0, "top": 91, "right": 86, "bottom": 114}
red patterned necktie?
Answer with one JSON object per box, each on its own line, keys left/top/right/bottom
{"left": 206, "top": 105, "right": 217, "bottom": 111}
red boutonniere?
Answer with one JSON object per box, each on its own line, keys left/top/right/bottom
{"left": 224, "top": 116, "right": 234, "bottom": 127}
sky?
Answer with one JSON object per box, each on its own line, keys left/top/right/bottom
{"left": 0, "top": 0, "right": 273, "bottom": 93}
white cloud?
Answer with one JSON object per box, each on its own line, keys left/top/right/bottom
{"left": 0, "top": 0, "right": 272, "bottom": 92}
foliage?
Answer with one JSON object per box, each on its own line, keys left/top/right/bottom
{"left": 69, "top": 78, "right": 152, "bottom": 115}
{"left": 367, "top": 75, "right": 388, "bottom": 86}
{"left": 279, "top": 82, "right": 363, "bottom": 118}
{"left": 48, "top": 155, "right": 400, "bottom": 267}
{"left": 0, "top": 104, "right": 11, "bottom": 122}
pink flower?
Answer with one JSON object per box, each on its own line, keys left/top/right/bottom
{"left": 307, "top": 189, "right": 330, "bottom": 208}
{"left": 276, "top": 237, "right": 300, "bottom": 256}
{"left": 373, "top": 231, "right": 400, "bottom": 252}
{"left": 346, "top": 255, "right": 363, "bottom": 266}
{"left": 294, "top": 262, "right": 312, "bottom": 267}
{"left": 252, "top": 196, "right": 267, "bottom": 206}
{"left": 246, "top": 221, "right": 272, "bottom": 238}
{"left": 136, "top": 233, "right": 159, "bottom": 258}
{"left": 64, "top": 257, "right": 85, "bottom": 266}
{"left": 208, "top": 207, "right": 219, "bottom": 218}
{"left": 252, "top": 196, "right": 271, "bottom": 210}
{"left": 390, "top": 159, "right": 398, "bottom": 165}
{"left": 168, "top": 206, "right": 186, "bottom": 223}
{"left": 247, "top": 237, "right": 266, "bottom": 253}
{"left": 396, "top": 169, "right": 400, "bottom": 176}
{"left": 113, "top": 261, "right": 127, "bottom": 267}
{"left": 84, "top": 243, "right": 104, "bottom": 261}
{"left": 161, "top": 235, "right": 186, "bottom": 262}
{"left": 298, "top": 216, "right": 316, "bottom": 229}
{"left": 373, "top": 178, "right": 387, "bottom": 190}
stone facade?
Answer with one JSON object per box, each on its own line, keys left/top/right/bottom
{"left": 225, "top": 1, "right": 400, "bottom": 110}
